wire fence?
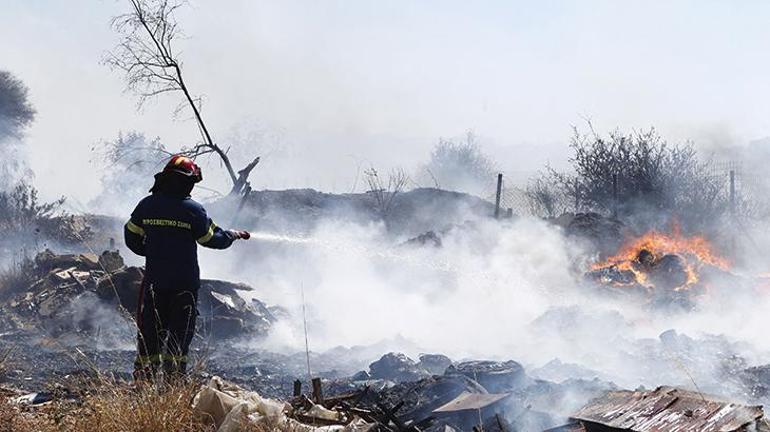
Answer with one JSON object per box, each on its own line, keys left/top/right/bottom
{"left": 481, "top": 160, "right": 770, "bottom": 221}
{"left": 484, "top": 185, "right": 532, "bottom": 217}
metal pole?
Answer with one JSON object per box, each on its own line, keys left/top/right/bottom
{"left": 494, "top": 173, "right": 503, "bottom": 219}
{"left": 301, "top": 286, "right": 312, "bottom": 382}
{"left": 729, "top": 170, "right": 736, "bottom": 215}
{"left": 612, "top": 173, "right": 618, "bottom": 218}
{"left": 574, "top": 178, "right": 579, "bottom": 213}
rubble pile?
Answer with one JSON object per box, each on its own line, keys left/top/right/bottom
{"left": 368, "top": 353, "right": 431, "bottom": 383}
{"left": 0, "top": 249, "right": 278, "bottom": 343}
{"left": 310, "top": 348, "right": 770, "bottom": 431}
{"left": 446, "top": 360, "right": 530, "bottom": 393}
{"left": 416, "top": 354, "right": 452, "bottom": 376}
{"left": 191, "top": 369, "right": 579, "bottom": 431}
{"left": 334, "top": 353, "right": 616, "bottom": 431}
{"left": 376, "top": 372, "right": 490, "bottom": 425}
{"left": 196, "top": 279, "right": 276, "bottom": 339}
{"left": 4, "top": 250, "right": 138, "bottom": 339}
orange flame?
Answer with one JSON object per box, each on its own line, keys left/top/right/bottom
{"left": 591, "top": 227, "right": 730, "bottom": 290}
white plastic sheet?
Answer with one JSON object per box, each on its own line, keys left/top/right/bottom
{"left": 192, "top": 376, "right": 374, "bottom": 432}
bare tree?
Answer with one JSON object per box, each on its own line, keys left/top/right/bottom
{"left": 105, "top": 0, "right": 259, "bottom": 196}
{"left": 364, "top": 167, "right": 409, "bottom": 218}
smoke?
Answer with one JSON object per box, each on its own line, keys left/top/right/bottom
{"left": 190, "top": 194, "right": 770, "bottom": 404}
{"left": 89, "top": 131, "right": 167, "bottom": 216}
{"left": 60, "top": 292, "right": 134, "bottom": 350}
{"left": 0, "top": 137, "right": 33, "bottom": 191}
{"left": 199, "top": 214, "right": 568, "bottom": 354}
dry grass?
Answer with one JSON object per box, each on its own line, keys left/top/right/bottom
{"left": 0, "top": 377, "right": 306, "bottom": 432}
{"left": 0, "top": 379, "right": 209, "bottom": 432}
{"left": 0, "top": 346, "right": 14, "bottom": 381}
{"left": 0, "top": 396, "right": 59, "bottom": 432}
{"left": 70, "top": 380, "right": 209, "bottom": 431}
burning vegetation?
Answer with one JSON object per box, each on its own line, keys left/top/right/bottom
{"left": 586, "top": 226, "right": 734, "bottom": 307}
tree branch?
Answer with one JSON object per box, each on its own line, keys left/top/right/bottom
{"left": 106, "top": 0, "right": 261, "bottom": 194}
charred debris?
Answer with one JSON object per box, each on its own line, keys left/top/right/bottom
{"left": 0, "top": 248, "right": 280, "bottom": 389}
{"left": 187, "top": 353, "right": 770, "bottom": 431}
{"left": 0, "top": 249, "right": 277, "bottom": 343}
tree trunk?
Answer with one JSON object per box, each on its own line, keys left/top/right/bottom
{"left": 229, "top": 156, "right": 261, "bottom": 196}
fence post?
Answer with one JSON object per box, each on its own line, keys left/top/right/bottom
{"left": 612, "top": 173, "right": 618, "bottom": 218}
{"left": 574, "top": 178, "right": 580, "bottom": 213}
{"left": 494, "top": 173, "right": 503, "bottom": 219}
{"left": 729, "top": 170, "right": 736, "bottom": 215}
{"left": 312, "top": 377, "right": 324, "bottom": 404}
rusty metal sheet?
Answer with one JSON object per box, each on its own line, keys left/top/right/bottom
{"left": 432, "top": 391, "right": 511, "bottom": 413}
{"left": 572, "top": 386, "right": 763, "bottom": 432}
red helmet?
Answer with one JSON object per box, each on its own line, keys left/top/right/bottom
{"left": 163, "top": 155, "right": 202, "bottom": 183}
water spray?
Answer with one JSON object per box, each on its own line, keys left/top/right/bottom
{"left": 246, "top": 231, "right": 495, "bottom": 281}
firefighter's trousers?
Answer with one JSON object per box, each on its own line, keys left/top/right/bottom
{"left": 134, "top": 280, "right": 198, "bottom": 379}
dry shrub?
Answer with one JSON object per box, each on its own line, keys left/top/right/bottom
{"left": 0, "top": 256, "right": 35, "bottom": 301}
{"left": 540, "top": 126, "right": 729, "bottom": 231}
{"left": 0, "top": 182, "right": 93, "bottom": 251}
{"left": 421, "top": 131, "right": 496, "bottom": 195}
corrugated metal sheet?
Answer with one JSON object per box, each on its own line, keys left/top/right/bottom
{"left": 432, "top": 392, "right": 511, "bottom": 413}
{"left": 572, "top": 386, "right": 764, "bottom": 432}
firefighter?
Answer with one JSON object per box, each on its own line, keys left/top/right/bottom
{"left": 124, "top": 155, "right": 250, "bottom": 379}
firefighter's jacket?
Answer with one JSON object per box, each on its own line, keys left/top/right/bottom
{"left": 124, "top": 193, "right": 235, "bottom": 288}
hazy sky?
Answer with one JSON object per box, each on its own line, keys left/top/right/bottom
{"left": 3, "top": 0, "right": 770, "bottom": 203}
